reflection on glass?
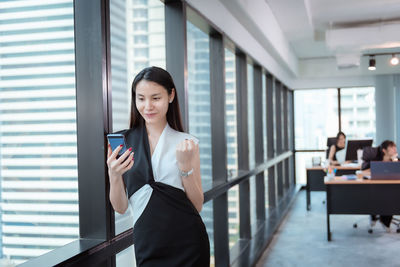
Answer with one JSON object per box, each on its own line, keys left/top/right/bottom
{"left": 200, "top": 201, "right": 214, "bottom": 267}
{"left": 295, "top": 152, "right": 325, "bottom": 184}
{"left": 294, "top": 89, "right": 338, "bottom": 150}
{"left": 225, "top": 49, "right": 238, "bottom": 179}
{"left": 340, "top": 87, "right": 376, "bottom": 141}
{"left": 110, "top": 0, "right": 166, "bottom": 235}
{"left": 0, "top": 1, "right": 78, "bottom": 264}
{"left": 228, "top": 185, "right": 239, "bottom": 249}
{"left": 186, "top": 21, "right": 212, "bottom": 191}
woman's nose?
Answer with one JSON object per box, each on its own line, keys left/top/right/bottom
{"left": 145, "top": 100, "right": 153, "bottom": 109}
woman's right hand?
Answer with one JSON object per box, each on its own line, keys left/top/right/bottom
{"left": 107, "top": 144, "right": 134, "bottom": 184}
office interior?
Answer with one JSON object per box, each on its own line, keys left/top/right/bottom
{"left": 1, "top": 0, "right": 400, "bottom": 266}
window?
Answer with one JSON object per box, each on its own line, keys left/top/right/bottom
{"left": 187, "top": 21, "right": 212, "bottom": 191}
{"left": 228, "top": 185, "right": 239, "bottom": 249}
{"left": 247, "top": 64, "right": 257, "bottom": 236}
{"left": 0, "top": 1, "right": 78, "bottom": 264}
{"left": 341, "top": 87, "right": 376, "bottom": 140}
{"left": 225, "top": 49, "right": 238, "bottom": 179}
{"left": 294, "top": 89, "right": 339, "bottom": 150}
{"left": 295, "top": 152, "right": 326, "bottom": 184}
{"left": 109, "top": 0, "right": 166, "bottom": 245}
{"left": 187, "top": 20, "right": 214, "bottom": 264}
{"left": 110, "top": 0, "right": 165, "bottom": 131}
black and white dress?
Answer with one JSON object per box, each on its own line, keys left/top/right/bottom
{"left": 120, "top": 123, "right": 210, "bottom": 267}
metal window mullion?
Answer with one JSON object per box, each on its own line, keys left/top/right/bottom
{"left": 236, "top": 52, "right": 251, "bottom": 240}
{"left": 290, "top": 90, "right": 296, "bottom": 184}
{"left": 253, "top": 66, "right": 265, "bottom": 221}
{"left": 165, "top": 0, "right": 189, "bottom": 130}
{"left": 209, "top": 32, "right": 229, "bottom": 267}
{"left": 338, "top": 88, "right": 342, "bottom": 132}
{"left": 74, "top": 0, "right": 113, "bottom": 245}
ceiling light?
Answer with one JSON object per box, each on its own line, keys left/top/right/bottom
{"left": 368, "top": 56, "right": 376, "bottom": 71}
{"left": 390, "top": 54, "right": 399, "bottom": 65}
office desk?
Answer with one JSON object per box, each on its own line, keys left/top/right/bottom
{"left": 306, "top": 165, "right": 359, "bottom": 210}
{"left": 325, "top": 177, "right": 400, "bottom": 241}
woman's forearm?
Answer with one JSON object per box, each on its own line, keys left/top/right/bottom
{"left": 182, "top": 173, "right": 204, "bottom": 212}
{"left": 109, "top": 175, "right": 128, "bottom": 214}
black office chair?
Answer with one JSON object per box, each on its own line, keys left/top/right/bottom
{"left": 326, "top": 137, "right": 337, "bottom": 159}
{"left": 352, "top": 146, "right": 400, "bottom": 233}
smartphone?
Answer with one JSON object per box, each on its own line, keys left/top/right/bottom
{"left": 107, "top": 133, "right": 128, "bottom": 157}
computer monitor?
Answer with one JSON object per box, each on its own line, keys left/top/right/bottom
{"left": 345, "top": 139, "right": 373, "bottom": 161}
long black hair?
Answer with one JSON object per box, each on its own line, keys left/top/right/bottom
{"left": 129, "top": 66, "right": 184, "bottom": 132}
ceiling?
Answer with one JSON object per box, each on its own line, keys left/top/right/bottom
{"left": 266, "top": 0, "right": 400, "bottom": 68}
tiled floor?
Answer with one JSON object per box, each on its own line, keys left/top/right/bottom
{"left": 256, "top": 190, "right": 400, "bottom": 267}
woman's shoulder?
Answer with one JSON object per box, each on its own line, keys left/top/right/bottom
{"left": 167, "top": 125, "right": 199, "bottom": 144}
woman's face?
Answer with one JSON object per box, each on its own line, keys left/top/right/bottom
{"left": 383, "top": 145, "right": 397, "bottom": 158}
{"left": 337, "top": 134, "right": 346, "bottom": 148}
{"left": 135, "top": 80, "right": 174, "bottom": 126}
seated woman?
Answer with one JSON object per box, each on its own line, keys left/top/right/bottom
{"left": 328, "top": 131, "right": 346, "bottom": 165}
{"left": 361, "top": 140, "right": 398, "bottom": 231}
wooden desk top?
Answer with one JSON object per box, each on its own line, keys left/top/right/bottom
{"left": 307, "top": 165, "right": 360, "bottom": 171}
{"left": 325, "top": 176, "right": 400, "bottom": 184}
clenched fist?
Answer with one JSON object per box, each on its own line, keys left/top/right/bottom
{"left": 176, "top": 139, "right": 198, "bottom": 172}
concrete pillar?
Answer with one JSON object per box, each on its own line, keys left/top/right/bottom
{"left": 375, "top": 75, "right": 396, "bottom": 145}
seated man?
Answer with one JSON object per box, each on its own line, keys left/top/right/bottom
{"left": 361, "top": 140, "right": 399, "bottom": 231}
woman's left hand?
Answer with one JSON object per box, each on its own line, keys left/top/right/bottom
{"left": 176, "top": 139, "right": 198, "bottom": 172}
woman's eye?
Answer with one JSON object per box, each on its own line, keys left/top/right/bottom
{"left": 153, "top": 98, "right": 160, "bottom": 100}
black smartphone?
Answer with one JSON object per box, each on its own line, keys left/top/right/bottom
{"left": 107, "top": 133, "right": 128, "bottom": 157}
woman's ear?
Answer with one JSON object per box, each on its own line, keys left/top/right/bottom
{"left": 169, "top": 88, "right": 175, "bottom": 103}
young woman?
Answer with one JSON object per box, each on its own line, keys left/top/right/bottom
{"left": 328, "top": 131, "right": 346, "bottom": 165}
{"left": 107, "top": 67, "right": 210, "bottom": 266}
{"left": 361, "top": 140, "right": 398, "bottom": 231}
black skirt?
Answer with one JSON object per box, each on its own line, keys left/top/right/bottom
{"left": 133, "top": 182, "right": 210, "bottom": 267}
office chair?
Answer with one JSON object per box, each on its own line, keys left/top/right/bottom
{"left": 326, "top": 137, "right": 337, "bottom": 159}
{"left": 352, "top": 146, "right": 400, "bottom": 233}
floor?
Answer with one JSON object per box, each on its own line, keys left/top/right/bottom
{"left": 256, "top": 190, "right": 400, "bottom": 267}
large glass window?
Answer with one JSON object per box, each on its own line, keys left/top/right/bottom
{"left": 262, "top": 74, "right": 267, "bottom": 161}
{"left": 295, "top": 152, "right": 325, "bottom": 184}
{"left": 340, "top": 87, "right": 376, "bottom": 141}
{"left": 294, "top": 89, "right": 339, "bottom": 150}
{"left": 228, "top": 185, "right": 239, "bottom": 249}
{"left": 187, "top": 21, "right": 212, "bottom": 191}
{"left": 247, "top": 64, "right": 257, "bottom": 236}
{"left": 225, "top": 49, "right": 238, "bottom": 179}
{"left": 0, "top": 1, "right": 78, "bottom": 264}
{"left": 110, "top": 0, "right": 166, "bottom": 132}
{"left": 187, "top": 20, "right": 214, "bottom": 265}
{"left": 109, "top": 0, "right": 166, "bottom": 240}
